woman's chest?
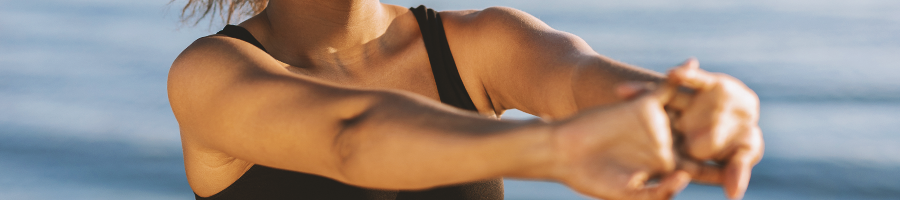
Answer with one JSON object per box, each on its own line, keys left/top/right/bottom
{"left": 288, "top": 49, "right": 442, "bottom": 101}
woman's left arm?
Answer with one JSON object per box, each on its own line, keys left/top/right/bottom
{"left": 442, "top": 7, "right": 764, "bottom": 199}
{"left": 441, "top": 7, "right": 665, "bottom": 119}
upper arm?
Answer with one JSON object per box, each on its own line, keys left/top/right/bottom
{"left": 442, "top": 7, "right": 663, "bottom": 119}
{"left": 168, "top": 36, "right": 374, "bottom": 179}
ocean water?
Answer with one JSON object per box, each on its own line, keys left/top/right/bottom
{"left": 1, "top": 0, "right": 898, "bottom": 199}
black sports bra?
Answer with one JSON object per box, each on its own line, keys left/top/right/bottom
{"left": 194, "top": 5, "right": 503, "bottom": 200}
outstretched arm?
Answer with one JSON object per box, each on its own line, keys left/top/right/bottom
{"left": 441, "top": 7, "right": 763, "bottom": 199}
{"left": 169, "top": 34, "right": 690, "bottom": 200}
{"left": 168, "top": 36, "right": 555, "bottom": 190}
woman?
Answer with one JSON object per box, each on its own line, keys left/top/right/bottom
{"left": 168, "top": 0, "right": 764, "bottom": 199}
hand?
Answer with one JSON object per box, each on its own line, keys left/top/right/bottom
{"left": 551, "top": 84, "right": 691, "bottom": 200}
{"left": 665, "top": 58, "right": 765, "bottom": 199}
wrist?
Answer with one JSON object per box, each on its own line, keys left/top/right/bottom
{"left": 504, "top": 119, "right": 562, "bottom": 181}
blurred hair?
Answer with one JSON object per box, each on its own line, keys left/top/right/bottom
{"left": 174, "top": 0, "right": 268, "bottom": 26}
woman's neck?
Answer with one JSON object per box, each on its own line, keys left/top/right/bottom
{"left": 246, "top": 0, "right": 403, "bottom": 67}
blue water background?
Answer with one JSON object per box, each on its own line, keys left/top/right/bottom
{"left": 1, "top": 0, "right": 899, "bottom": 199}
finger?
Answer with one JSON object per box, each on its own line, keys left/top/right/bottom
{"left": 616, "top": 81, "right": 653, "bottom": 100}
{"left": 628, "top": 171, "right": 691, "bottom": 200}
{"left": 724, "top": 148, "right": 757, "bottom": 200}
{"left": 674, "top": 93, "right": 733, "bottom": 160}
{"left": 644, "top": 83, "right": 678, "bottom": 105}
{"left": 666, "top": 86, "right": 695, "bottom": 111}
{"left": 667, "top": 58, "right": 717, "bottom": 90}
{"left": 666, "top": 58, "right": 700, "bottom": 84}
{"left": 685, "top": 118, "right": 735, "bottom": 160}
{"left": 677, "top": 159, "right": 724, "bottom": 185}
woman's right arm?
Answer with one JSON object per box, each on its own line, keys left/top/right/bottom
{"left": 168, "top": 36, "right": 689, "bottom": 199}
{"left": 169, "top": 36, "right": 557, "bottom": 189}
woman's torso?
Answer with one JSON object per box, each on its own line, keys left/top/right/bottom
{"left": 184, "top": 5, "right": 502, "bottom": 199}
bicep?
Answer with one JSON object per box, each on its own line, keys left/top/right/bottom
{"left": 448, "top": 7, "right": 663, "bottom": 119}
{"left": 168, "top": 36, "right": 372, "bottom": 178}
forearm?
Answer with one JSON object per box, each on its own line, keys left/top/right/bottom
{"left": 172, "top": 35, "right": 559, "bottom": 191}
{"left": 188, "top": 83, "right": 556, "bottom": 189}
{"left": 335, "top": 91, "right": 556, "bottom": 189}
{"left": 569, "top": 55, "right": 665, "bottom": 111}
{"left": 175, "top": 64, "right": 556, "bottom": 190}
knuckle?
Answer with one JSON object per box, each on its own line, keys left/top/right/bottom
{"left": 685, "top": 135, "right": 717, "bottom": 160}
{"left": 732, "top": 106, "right": 756, "bottom": 121}
{"left": 716, "top": 75, "right": 760, "bottom": 107}
{"left": 712, "top": 73, "right": 738, "bottom": 84}
{"left": 732, "top": 153, "right": 755, "bottom": 166}
{"left": 646, "top": 149, "right": 676, "bottom": 173}
{"left": 754, "top": 128, "right": 765, "bottom": 152}
{"left": 655, "top": 149, "right": 676, "bottom": 169}
{"left": 709, "top": 73, "right": 728, "bottom": 85}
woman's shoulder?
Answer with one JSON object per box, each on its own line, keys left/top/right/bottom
{"left": 169, "top": 35, "right": 284, "bottom": 85}
{"left": 167, "top": 34, "right": 291, "bottom": 114}
{"left": 171, "top": 35, "right": 272, "bottom": 71}
{"left": 436, "top": 6, "right": 579, "bottom": 71}
{"left": 437, "top": 6, "right": 563, "bottom": 57}
{"left": 439, "top": 6, "right": 552, "bottom": 36}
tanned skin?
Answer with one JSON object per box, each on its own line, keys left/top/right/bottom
{"left": 168, "top": 1, "right": 763, "bottom": 199}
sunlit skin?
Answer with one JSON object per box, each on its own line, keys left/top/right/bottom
{"left": 167, "top": 0, "right": 764, "bottom": 199}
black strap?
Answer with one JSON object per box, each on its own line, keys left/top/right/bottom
{"left": 217, "top": 25, "right": 268, "bottom": 53}
{"left": 215, "top": 15, "right": 477, "bottom": 112}
{"left": 410, "top": 5, "right": 479, "bottom": 112}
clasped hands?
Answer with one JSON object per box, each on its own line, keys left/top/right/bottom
{"left": 549, "top": 59, "right": 764, "bottom": 200}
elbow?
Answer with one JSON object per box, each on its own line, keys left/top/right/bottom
{"left": 327, "top": 90, "right": 403, "bottom": 185}
{"left": 328, "top": 90, "right": 433, "bottom": 189}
